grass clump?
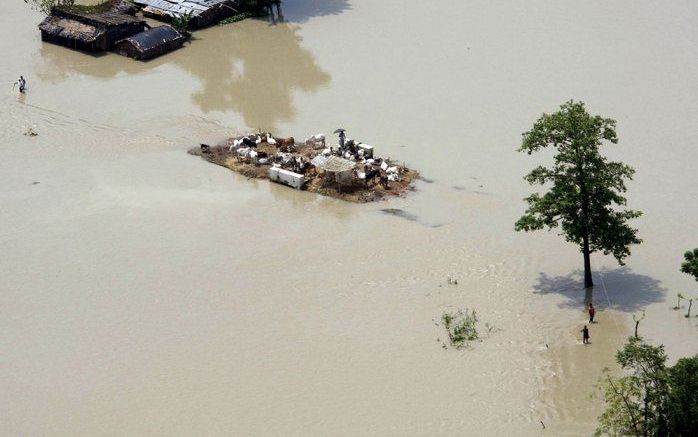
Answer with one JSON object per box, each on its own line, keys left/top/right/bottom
{"left": 219, "top": 0, "right": 272, "bottom": 25}
{"left": 220, "top": 12, "right": 256, "bottom": 25}
{"left": 62, "top": 1, "right": 114, "bottom": 14}
{"left": 442, "top": 309, "right": 478, "bottom": 349}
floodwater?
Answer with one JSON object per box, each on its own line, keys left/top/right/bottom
{"left": 1, "top": 1, "right": 697, "bottom": 435}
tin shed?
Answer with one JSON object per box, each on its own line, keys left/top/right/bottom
{"left": 115, "top": 25, "right": 186, "bottom": 60}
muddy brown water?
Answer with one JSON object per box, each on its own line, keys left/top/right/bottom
{"left": 1, "top": 1, "right": 697, "bottom": 435}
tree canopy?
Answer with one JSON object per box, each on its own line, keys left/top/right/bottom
{"left": 516, "top": 100, "right": 642, "bottom": 288}
{"left": 597, "top": 337, "right": 698, "bottom": 436}
{"left": 680, "top": 248, "right": 698, "bottom": 282}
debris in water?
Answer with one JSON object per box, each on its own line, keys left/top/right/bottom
{"left": 24, "top": 127, "right": 38, "bottom": 137}
{"left": 380, "top": 208, "right": 419, "bottom": 222}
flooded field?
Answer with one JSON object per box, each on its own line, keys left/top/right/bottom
{"left": 1, "top": 1, "right": 697, "bottom": 435}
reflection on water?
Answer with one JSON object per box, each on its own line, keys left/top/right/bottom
{"left": 183, "top": 22, "right": 331, "bottom": 130}
{"left": 36, "top": 19, "right": 330, "bottom": 131}
{"left": 283, "top": 0, "right": 351, "bottom": 22}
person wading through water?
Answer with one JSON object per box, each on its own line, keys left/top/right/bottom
{"left": 581, "top": 325, "right": 590, "bottom": 344}
{"left": 588, "top": 302, "right": 596, "bottom": 323}
{"left": 15, "top": 75, "right": 26, "bottom": 93}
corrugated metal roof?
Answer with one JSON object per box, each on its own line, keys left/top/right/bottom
{"left": 133, "top": 0, "right": 235, "bottom": 18}
{"left": 311, "top": 155, "right": 357, "bottom": 173}
{"left": 122, "top": 25, "right": 184, "bottom": 51}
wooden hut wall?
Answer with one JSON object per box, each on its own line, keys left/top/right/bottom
{"left": 194, "top": 3, "right": 237, "bottom": 28}
{"left": 115, "top": 37, "right": 184, "bottom": 60}
{"left": 114, "top": 26, "right": 185, "bottom": 60}
{"left": 103, "top": 22, "right": 147, "bottom": 48}
{"left": 40, "top": 29, "right": 107, "bottom": 52}
{"left": 51, "top": 7, "right": 146, "bottom": 49}
{"left": 38, "top": 16, "right": 109, "bottom": 52}
{"left": 142, "top": 38, "right": 184, "bottom": 59}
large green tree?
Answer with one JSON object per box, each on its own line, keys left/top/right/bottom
{"left": 597, "top": 337, "right": 698, "bottom": 436}
{"left": 667, "top": 356, "right": 698, "bottom": 435}
{"left": 681, "top": 248, "right": 698, "bottom": 282}
{"left": 597, "top": 337, "right": 668, "bottom": 436}
{"left": 515, "top": 100, "right": 642, "bottom": 288}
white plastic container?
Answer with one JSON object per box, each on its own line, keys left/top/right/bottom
{"left": 357, "top": 144, "right": 374, "bottom": 158}
{"left": 268, "top": 167, "right": 304, "bottom": 190}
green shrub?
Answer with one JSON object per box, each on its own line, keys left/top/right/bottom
{"left": 172, "top": 12, "right": 193, "bottom": 37}
{"left": 442, "top": 309, "right": 478, "bottom": 348}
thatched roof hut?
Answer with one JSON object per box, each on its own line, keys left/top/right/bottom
{"left": 39, "top": 6, "right": 146, "bottom": 52}
{"left": 133, "top": 0, "right": 240, "bottom": 28}
{"left": 114, "top": 25, "right": 186, "bottom": 60}
{"left": 39, "top": 16, "right": 108, "bottom": 51}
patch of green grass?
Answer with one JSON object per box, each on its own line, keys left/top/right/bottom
{"left": 60, "top": 1, "right": 114, "bottom": 14}
{"left": 442, "top": 309, "right": 479, "bottom": 349}
{"left": 219, "top": 10, "right": 269, "bottom": 25}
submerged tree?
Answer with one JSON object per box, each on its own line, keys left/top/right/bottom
{"left": 597, "top": 337, "right": 698, "bottom": 436}
{"left": 596, "top": 337, "right": 670, "bottom": 436}
{"left": 632, "top": 310, "right": 645, "bottom": 339}
{"left": 666, "top": 355, "right": 698, "bottom": 435}
{"left": 681, "top": 248, "right": 698, "bottom": 282}
{"left": 515, "top": 101, "right": 642, "bottom": 288}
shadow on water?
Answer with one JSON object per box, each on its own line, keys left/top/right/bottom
{"left": 281, "top": 0, "right": 352, "bottom": 23}
{"left": 183, "top": 21, "right": 331, "bottom": 130}
{"left": 532, "top": 267, "right": 666, "bottom": 313}
{"left": 380, "top": 208, "right": 444, "bottom": 228}
{"left": 36, "top": 19, "right": 330, "bottom": 131}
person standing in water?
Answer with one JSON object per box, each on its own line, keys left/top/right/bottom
{"left": 581, "top": 325, "right": 590, "bottom": 344}
{"left": 15, "top": 75, "right": 26, "bottom": 93}
{"left": 588, "top": 303, "right": 596, "bottom": 323}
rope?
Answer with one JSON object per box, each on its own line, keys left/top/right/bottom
{"left": 596, "top": 271, "right": 624, "bottom": 337}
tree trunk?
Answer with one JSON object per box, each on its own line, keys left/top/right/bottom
{"left": 635, "top": 320, "right": 640, "bottom": 339}
{"left": 583, "top": 238, "right": 594, "bottom": 288}
{"left": 584, "top": 285, "right": 594, "bottom": 306}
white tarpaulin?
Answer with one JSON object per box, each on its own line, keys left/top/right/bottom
{"left": 310, "top": 155, "right": 357, "bottom": 173}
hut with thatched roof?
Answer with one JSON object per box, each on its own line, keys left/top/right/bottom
{"left": 39, "top": 15, "right": 108, "bottom": 51}
{"left": 114, "top": 25, "right": 186, "bottom": 60}
{"left": 39, "top": 6, "right": 146, "bottom": 52}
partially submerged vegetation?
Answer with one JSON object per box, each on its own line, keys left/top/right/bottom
{"left": 442, "top": 309, "right": 479, "bottom": 349}
{"left": 171, "top": 12, "right": 193, "bottom": 37}
{"left": 219, "top": 11, "right": 257, "bottom": 25}
{"left": 515, "top": 100, "right": 642, "bottom": 289}
{"left": 219, "top": 0, "right": 272, "bottom": 24}
{"left": 28, "top": 0, "right": 120, "bottom": 15}
{"left": 596, "top": 337, "right": 698, "bottom": 436}
{"left": 681, "top": 248, "right": 698, "bottom": 284}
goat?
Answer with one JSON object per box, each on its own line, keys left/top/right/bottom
{"left": 364, "top": 168, "right": 381, "bottom": 186}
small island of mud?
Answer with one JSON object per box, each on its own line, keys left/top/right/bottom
{"left": 189, "top": 132, "right": 418, "bottom": 203}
